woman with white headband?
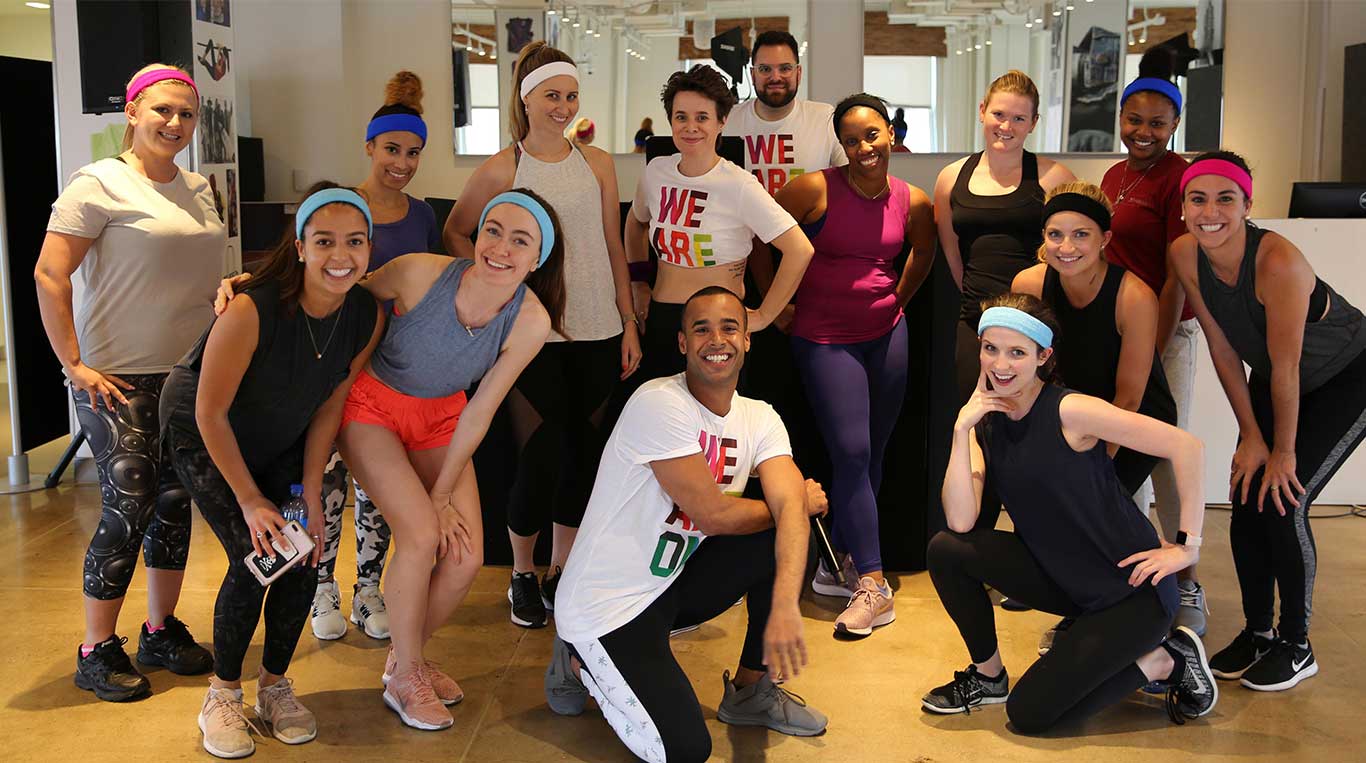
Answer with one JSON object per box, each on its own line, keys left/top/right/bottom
{"left": 37, "top": 63, "right": 220, "bottom": 703}
{"left": 921, "top": 292, "right": 1217, "bottom": 732}
{"left": 443, "top": 42, "right": 640, "bottom": 631}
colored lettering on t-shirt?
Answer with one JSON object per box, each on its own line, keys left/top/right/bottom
{"left": 699, "top": 431, "right": 739, "bottom": 486}
{"left": 653, "top": 186, "right": 715, "bottom": 267}
{"left": 744, "top": 133, "right": 803, "bottom": 194}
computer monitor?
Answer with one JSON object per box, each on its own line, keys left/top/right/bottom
{"left": 1287, "top": 182, "right": 1366, "bottom": 218}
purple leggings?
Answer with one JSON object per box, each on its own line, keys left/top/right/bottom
{"left": 790, "top": 317, "right": 908, "bottom": 575}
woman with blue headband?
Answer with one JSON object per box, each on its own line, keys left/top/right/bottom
{"left": 921, "top": 292, "right": 1217, "bottom": 732}
{"left": 339, "top": 188, "right": 564, "bottom": 731}
{"left": 160, "top": 182, "right": 383, "bottom": 757}
{"left": 1102, "top": 50, "right": 1209, "bottom": 635}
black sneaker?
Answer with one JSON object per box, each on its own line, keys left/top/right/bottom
{"left": 1000, "top": 596, "right": 1032, "bottom": 612}
{"left": 541, "top": 566, "right": 562, "bottom": 612}
{"left": 1209, "top": 628, "right": 1276, "bottom": 680}
{"left": 1161, "top": 626, "right": 1218, "bottom": 723}
{"left": 508, "top": 571, "right": 547, "bottom": 628}
{"left": 921, "top": 665, "right": 1009, "bottom": 714}
{"left": 1240, "top": 638, "right": 1317, "bottom": 691}
{"left": 75, "top": 636, "right": 151, "bottom": 702}
{"left": 137, "top": 615, "right": 213, "bottom": 675}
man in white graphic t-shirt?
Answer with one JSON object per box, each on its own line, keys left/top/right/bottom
{"left": 545, "top": 286, "right": 830, "bottom": 763}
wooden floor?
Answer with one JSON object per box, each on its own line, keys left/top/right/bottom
{"left": 2, "top": 473, "right": 1364, "bottom": 761}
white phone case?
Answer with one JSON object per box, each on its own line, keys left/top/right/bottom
{"left": 244, "top": 520, "right": 316, "bottom": 585}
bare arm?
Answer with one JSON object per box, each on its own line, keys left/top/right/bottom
{"left": 1156, "top": 269, "right": 1184, "bottom": 354}
{"left": 648, "top": 453, "right": 775, "bottom": 536}
{"left": 754, "top": 454, "right": 811, "bottom": 680}
{"left": 1112, "top": 273, "right": 1159, "bottom": 414}
{"left": 1256, "top": 235, "right": 1316, "bottom": 513}
{"left": 942, "top": 424, "right": 988, "bottom": 533}
{"left": 933, "top": 163, "right": 964, "bottom": 290}
{"left": 894, "top": 186, "right": 938, "bottom": 307}
{"left": 585, "top": 147, "right": 642, "bottom": 377}
{"left": 430, "top": 296, "right": 552, "bottom": 497}
{"left": 442, "top": 151, "right": 514, "bottom": 259}
{"left": 194, "top": 296, "right": 264, "bottom": 510}
{"left": 625, "top": 176, "right": 653, "bottom": 319}
{"left": 1010, "top": 263, "right": 1046, "bottom": 299}
{"left": 1037, "top": 157, "right": 1078, "bottom": 192}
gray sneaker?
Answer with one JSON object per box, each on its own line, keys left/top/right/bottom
{"left": 544, "top": 636, "right": 589, "bottom": 716}
{"left": 198, "top": 684, "right": 258, "bottom": 759}
{"left": 716, "top": 671, "right": 827, "bottom": 736}
{"left": 811, "top": 554, "right": 859, "bottom": 598}
{"left": 1174, "top": 580, "right": 1208, "bottom": 636}
{"left": 255, "top": 677, "right": 317, "bottom": 744}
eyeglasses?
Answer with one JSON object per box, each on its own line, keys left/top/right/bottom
{"left": 752, "top": 64, "right": 797, "bottom": 77}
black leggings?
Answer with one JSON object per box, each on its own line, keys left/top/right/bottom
{"left": 1232, "top": 349, "right": 1366, "bottom": 643}
{"left": 166, "top": 432, "right": 316, "bottom": 682}
{"left": 75, "top": 373, "right": 192, "bottom": 600}
{"left": 638, "top": 299, "right": 687, "bottom": 383}
{"left": 567, "top": 530, "right": 776, "bottom": 763}
{"left": 507, "top": 337, "right": 619, "bottom": 536}
{"left": 927, "top": 529, "right": 1172, "bottom": 735}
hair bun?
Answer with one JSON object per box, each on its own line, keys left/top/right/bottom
{"left": 1137, "top": 47, "right": 1176, "bottom": 81}
{"left": 385, "top": 71, "right": 424, "bottom": 114}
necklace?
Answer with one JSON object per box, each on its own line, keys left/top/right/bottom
{"left": 302, "top": 302, "right": 345, "bottom": 360}
{"left": 845, "top": 166, "right": 889, "bottom": 200}
{"left": 1114, "top": 160, "right": 1155, "bottom": 205}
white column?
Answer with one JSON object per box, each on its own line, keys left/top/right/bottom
{"left": 806, "top": 0, "right": 862, "bottom": 105}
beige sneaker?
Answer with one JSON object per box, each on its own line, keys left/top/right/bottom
{"left": 383, "top": 662, "right": 453, "bottom": 730}
{"left": 834, "top": 576, "right": 896, "bottom": 638}
{"left": 255, "top": 677, "right": 317, "bottom": 744}
{"left": 197, "top": 684, "right": 258, "bottom": 759}
{"left": 382, "top": 647, "right": 463, "bottom": 705}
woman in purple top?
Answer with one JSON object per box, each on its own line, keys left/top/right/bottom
{"left": 775, "top": 93, "right": 936, "bottom": 639}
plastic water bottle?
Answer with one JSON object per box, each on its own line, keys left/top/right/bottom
{"left": 281, "top": 484, "right": 308, "bottom": 529}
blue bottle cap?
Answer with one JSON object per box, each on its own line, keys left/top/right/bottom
{"left": 290, "top": 484, "right": 304, "bottom": 497}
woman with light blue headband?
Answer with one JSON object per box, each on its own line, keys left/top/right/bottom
{"left": 160, "top": 181, "right": 385, "bottom": 757}
{"left": 921, "top": 290, "right": 1218, "bottom": 733}
{"left": 335, "top": 188, "right": 566, "bottom": 731}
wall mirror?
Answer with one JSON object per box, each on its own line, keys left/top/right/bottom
{"left": 451, "top": 0, "right": 1224, "bottom": 156}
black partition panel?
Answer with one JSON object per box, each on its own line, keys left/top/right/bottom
{"left": 1, "top": 57, "right": 67, "bottom": 451}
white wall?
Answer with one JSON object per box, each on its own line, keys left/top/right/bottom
{"left": 0, "top": 9, "right": 52, "bottom": 61}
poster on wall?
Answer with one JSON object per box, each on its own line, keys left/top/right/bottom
{"left": 1066, "top": 25, "right": 1120, "bottom": 151}
{"left": 193, "top": 4, "right": 241, "bottom": 274}
{"left": 496, "top": 10, "right": 544, "bottom": 144}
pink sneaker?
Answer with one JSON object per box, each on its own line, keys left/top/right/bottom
{"left": 834, "top": 576, "right": 896, "bottom": 638}
{"left": 383, "top": 662, "right": 453, "bottom": 730}
{"left": 383, "top": 648, "right": 463, "bottom": 706}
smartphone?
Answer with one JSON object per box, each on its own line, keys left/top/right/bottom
{"left": 244, "top": 520, "right": 316, "bottom": 586}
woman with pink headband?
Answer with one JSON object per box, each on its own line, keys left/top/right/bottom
{"left": 1167, "top": 150, "right": 1366, "bottom": 693}
{"left": 443, "top": 41, "right": 640, "bottom": 630}
{"left": 37, "top": 63, "right": 222, "bottom": 702}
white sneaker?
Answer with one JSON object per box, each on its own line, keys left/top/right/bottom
{"left": 311, "top": 580, "right": 347, "bottom": 640}
{"left": 351, "top": 584, "right": 390, "bottom": 640}
{"left": 198, "top": 684, "right": 258, "bottom": 759}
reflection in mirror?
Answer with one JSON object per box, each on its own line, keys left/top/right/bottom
{"left": 450, "top": 0, "right": 1222, "bottom": 156}
{"left": 865, "top": 0, "right": 1224, "bottom": 153}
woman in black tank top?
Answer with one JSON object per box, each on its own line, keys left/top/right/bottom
{"left": 922, "top": 292, "right": 1216, "bottom": 733}
{"left": 1168, "top": 151, "right": 1366, "bottom": 692}
{"left": 1013, "top": 182, "right": 1176, "bottom": 495}
{"left": 932, "top": 70, "right": 1077, "bottom": 532}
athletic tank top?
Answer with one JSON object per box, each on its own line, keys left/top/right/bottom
{"left": 369, "top": 257, "right": 526, "bottom": 398}
{"left": 791, "top": 167, "right": 911, "bottom": 344}
{"left": 513, "top": 142, "right": 620, "bottom": 342}
{"left": 163, "top": 279, "right": 378, "bottom": 473}
{"left": 950, "top": 151, "right": 1045, "bottom": 326}
{"left": 978, "top": 384, "right": 1179, "bottom": 616}
{"left": 1196, "top": 223, "right": 1366, "bottom": 394}
{"left": 1042, "top": 264, "right": 1176, "bottom": 425}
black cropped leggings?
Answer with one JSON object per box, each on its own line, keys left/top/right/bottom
{"left": 507, "top": 337, "right": 619, "bottom": 537}
{"left": 1232, "top": 349, "right": 1366, "bottom": 644}
{"left": 927, "top": 529, "right": 1173, "bottom": 734}
{"left": 166, "top": 432, "right": 315, "bottom": 682}
{"left": 74, "top": 373, "right": 192, "bottom": 600}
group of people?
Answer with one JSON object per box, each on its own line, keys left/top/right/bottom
{"left": 33, "top": 29, "right": 1366, "bottom": 762}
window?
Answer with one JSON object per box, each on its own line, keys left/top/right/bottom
{"left": 456, "top": 62, "right": 500, "bottom": 154}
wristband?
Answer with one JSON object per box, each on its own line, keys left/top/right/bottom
{"left": 628, "top": 261, "right": 655, "bottom": 283}
{"left": 1175, "top": 531, "right": 1202, "bottom": 549}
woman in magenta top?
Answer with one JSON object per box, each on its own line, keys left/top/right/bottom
{"left": 776, "top": 93, "right": 935, "bottom": 639}
{"left": 1101, "top": 48, "right": 1206, "bottom": 637}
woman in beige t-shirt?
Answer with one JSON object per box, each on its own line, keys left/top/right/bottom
{"left": 36, "top": 64, "right": 225, "bottom": 702}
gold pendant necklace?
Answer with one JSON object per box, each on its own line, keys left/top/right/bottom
{"left": 303, "top": 302, "right": 344, "bottom": 360}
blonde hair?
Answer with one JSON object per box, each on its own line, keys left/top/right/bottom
{"left": 1037, "top": 181, "right": 1114, "bottom": 262}
{"left": 984, "top": 70, "right": 1040, "bottom": 117}
{"left": 122, "top": 63, "right": 196, "bottom": 151}
{"left": 508, "top": 42, "right": 575, "bottom": 143}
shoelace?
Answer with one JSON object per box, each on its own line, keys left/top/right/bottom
{"left": 398, "top": 664, "right": 443, "bottom": 706}
{"left": 357, "top": 587, "right": 387, "bottom": 612}
{"left": 1163, "top": 643, "right": 1211, "bottom": 725}
{"left": 758, "top": 680, "right": 809, "bottom": 710}
{"left": 1178, "top": 586, "right": 1209, "bottom": 613}
{"left": 261, "top": 678, "right": 306, "bottom": 717}
{"left": 91, "top": 636, "right": 136, "bottom": 674}
{"left": 208, "top": 688, "right": 265, "bottom": 736}
{"left": 950, "top": 669, "right": 989, "bottom": 715}
{"left": 313, "top": 586, "right": 340, "bottom": 615}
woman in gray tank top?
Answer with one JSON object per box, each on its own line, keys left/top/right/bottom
{"left": 442, "top": 42, "right": 641, "bottom": 629}
{"left": 1168, "top": 151, "right": 1366, "bottom": 693}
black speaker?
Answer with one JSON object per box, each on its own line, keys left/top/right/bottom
{"left": 1184, "top": 63, "right": 1223, "bottom": 153}
{"left": 236, "top": 135, "right": 264, "bottom": 202}
{"left": 76, "top": 1, "right": 192, "bottom": 114}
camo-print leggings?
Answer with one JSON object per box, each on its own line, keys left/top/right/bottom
{"left": 316, "top": 449, "right": 391, "bottom": 589}
{"left": 74, "top": 374, "right": 192, "bottom": 601}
